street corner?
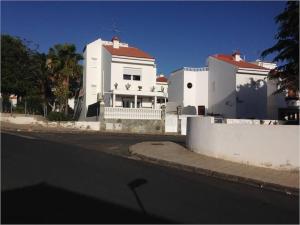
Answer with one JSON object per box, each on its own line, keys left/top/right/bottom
{"left": 129, "top": 141, "right": 183, "bottom": 155}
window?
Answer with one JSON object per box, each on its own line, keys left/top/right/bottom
{"left": 133, "top": 75, "right": 141, "bottom": 81}
{"left": 187, "top": 83, "right": 193, "bottom": 89}
{"left": 123, "top": 67, "right": 142, "bottom": 81}
{"left": 123, "top": 74, "right": 131, "bottom": 80}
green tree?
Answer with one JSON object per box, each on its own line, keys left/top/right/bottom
{"left": 47, "top": 44, "right": 82, "bottom": 115}
{"left": 261, "top": 1, "right": 299, "bottom": 94}
{"left": 1, "top": 34, "right": 48, "bottom": 113}
{"left": 1, "top": 35, "right": 32, "bottom": 97}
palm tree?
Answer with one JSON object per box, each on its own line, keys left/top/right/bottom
{"left": 261, "top": 1, "right": 299, "bottom": 94}
{"left": 47, "top": 44, "right": 82, "bottom": 115}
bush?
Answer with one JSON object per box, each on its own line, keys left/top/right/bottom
{"left": 47, "top": 112, "right": 73, "bottom": 121}
{"left": 14, "top": 105, "right": 25, "bottom": 113}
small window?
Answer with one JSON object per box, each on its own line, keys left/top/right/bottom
{"left": 132, "top": 75, "right": 141, "bottom": 81}
{"left": 187, "top": 83, "right": 193, "bottom": 89}
{"left": 123, "top": 74, "right": 131, "bottom": 80}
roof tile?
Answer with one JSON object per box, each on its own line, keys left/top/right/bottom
{"left": 212, "top": 54, "right": 269, "bottom": 70}
{"left": 156, "top": 76, "right": 168, "bottom": 82}
{"left": 104, "top": 45, "right": 154, "bottom": 59}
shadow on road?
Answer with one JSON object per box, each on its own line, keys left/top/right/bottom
{"left": 2, "top": 182, "right": 174, "bottom": 224}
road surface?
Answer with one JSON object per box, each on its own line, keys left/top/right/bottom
{"left": 1, "top": 131, "right": 299, "bottom": 223}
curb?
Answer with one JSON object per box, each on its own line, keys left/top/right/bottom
{"left": 129, "top": 148, "right": 299, "bottom": 197}
{"left": 1, "top": 127, "right": 183, "bottom": 137}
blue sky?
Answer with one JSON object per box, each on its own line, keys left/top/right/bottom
{"left": 1, "top": 1, "right": 285, "bottom": 75}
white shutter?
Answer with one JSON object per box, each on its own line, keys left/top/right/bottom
{"left": 123, "top": 67, "right": 141, "bottom": 75}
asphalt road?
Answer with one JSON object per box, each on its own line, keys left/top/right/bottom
{"left": 1, "top": 131, "right": 299, "bottom": 224}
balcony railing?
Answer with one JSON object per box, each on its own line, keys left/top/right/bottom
{"left": 104, "top": 107, "right": 162, "bottom": 120}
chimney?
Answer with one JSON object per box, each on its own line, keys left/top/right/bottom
{"left": 112, "top": 36, "right": 120, "bottom": 49}
{"left": 232, "top": 51, "right": 242, "bottom": 61}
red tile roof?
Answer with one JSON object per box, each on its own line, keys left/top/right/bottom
{"left": 156, "top": 76, "right": 168, "bottom": 82}
{"left": 104, "top": 45, "right": 154, "bottom": 59}
{"left": 212, "top": 54, "right": 269, "bottom": 70}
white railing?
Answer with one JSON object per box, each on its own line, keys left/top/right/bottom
{"left": 104, "top": 107, "right": 162, "bottom": 120}
{"left": 172, "top": 67, "right": 208, "bottom": 73}
{"left": 183, "top": 67, "right": 208, "bottom": 72}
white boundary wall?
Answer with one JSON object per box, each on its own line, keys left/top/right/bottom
{"left": 1, "top": 113, "right": 100, "bottom": 131}
{"left": 165, "top": 114, "right": 178, "bottom": 133}
{"left": 165, "top": 113, "right": 199, "bottom": 135}
{"left": 187, "top": 116, "right": 299, "bottom": 170}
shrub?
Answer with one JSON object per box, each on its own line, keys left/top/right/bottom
{"left": 14, "top": 105, "right": 25, "bottom": 113}
{"left": 47, "top": 112, "right": 73, "bottom": 121}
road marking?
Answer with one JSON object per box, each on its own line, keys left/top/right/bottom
{"left": 2, "top": 132, "right": 37, "bottom": 140}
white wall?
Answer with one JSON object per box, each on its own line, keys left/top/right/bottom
{"left": 0, "top": 113, "right": 100, "bottom": 130}
{"left": 236, "top": 73, "right": 268, "bottom": 119}
{"left": 267, "top": 79, "right": 286, "bottom": 119}
{"left": 168, "top": 69, "right": 208, "bottom": 115}
{"left": 208, "top": 57, "right": 237, "bottom": 118}
{"left": 183, "top": 70, "right": 208, "bottom": 113}
{"left": 102, "top": 46, "right": 112, "bottom": 94}
{"left": 82, "top": 39, "right": 103, "bottom": 118}
{"left": 187, "top": 116, "right": 299, "bottom": 170}
{"left": 165, "top": 113, "right": 178, "bottom": 133}
{"left": 110, "top": 59, "right": 156, "bottom": 93}
{"left": 168, "top": 70, "right": 184, "bottom": 106}
{"left": 165, "top": 113, "right": 199, "bottom": 135}
{"left": 182, "top": 70, "right": 197, "bottom": 108}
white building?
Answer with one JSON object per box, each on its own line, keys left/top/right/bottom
{"left": 168, "top": 67, "right": 208, "bottom": 115}
{"left": 155, "top": 74, "right": 168, "bottom": 106}
{"left": 207, "top": 52, "right": 285, "bottom": 119}
{"left": 251, "top": 59, "right": 277, "bottom": 70}
{"left": 167, "top": 51, "right": 285, "bottom": 119}
{"left": 78, "top": 37, "right": 168, "bottom": 120}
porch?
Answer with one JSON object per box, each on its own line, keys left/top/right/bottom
{"left": 106, "top": 90, "right": 167, "bottom": 109}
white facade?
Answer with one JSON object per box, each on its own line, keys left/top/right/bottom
{"left": 207, "top": 54, "right": 286, "bottom": 119}
{"left": 168, "top": 52, "right": 285, "bottom": 119}
{"left": 168, "top": 67, "right": 208, "bottom": 115}
{"left": 207, "top": 57, "right": 237, "bottom": 118}
{"left": 79, "top": 37, "right": 168, "bottom": 120}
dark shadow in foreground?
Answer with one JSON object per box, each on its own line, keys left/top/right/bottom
{"left": 2, "top": 183, "right": 174, "bottom": 224}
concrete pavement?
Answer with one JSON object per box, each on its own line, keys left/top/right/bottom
{"left": 129, "top": 141, "right": 300, "bottom": 195}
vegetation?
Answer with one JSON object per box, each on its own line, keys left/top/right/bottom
{"left": 1, "top": 34, "right": 82, "bottom": 119}
{"left": 261, "top": 1, "right": 299, "bottom": 94}
{"left": 47, "top": 44, "right": 83, "bottom": 115}
{"left": 47, "top": 111, "right": 73, "bottom": 121}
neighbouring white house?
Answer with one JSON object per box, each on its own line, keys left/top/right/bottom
{"left": 155, "top": 74, "right": 168, "bottom": 106}
{"left": 207, "top": 51, "right": 286, "bottom": 119}
{"left": 77, "top": 37, "right": 168, "bottom": 120}
{"left": 167, "top": 51, "right": 286, "bottom": 119}
{"left": 168, "top": 67, "right": 208, "bottom": 115}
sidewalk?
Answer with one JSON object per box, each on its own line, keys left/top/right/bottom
{"left": 129, "top": 141, "right": 299, "bottom": 196}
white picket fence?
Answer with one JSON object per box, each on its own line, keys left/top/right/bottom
{"left": 104, "top": 107, "right": 162, "bottom": 120}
